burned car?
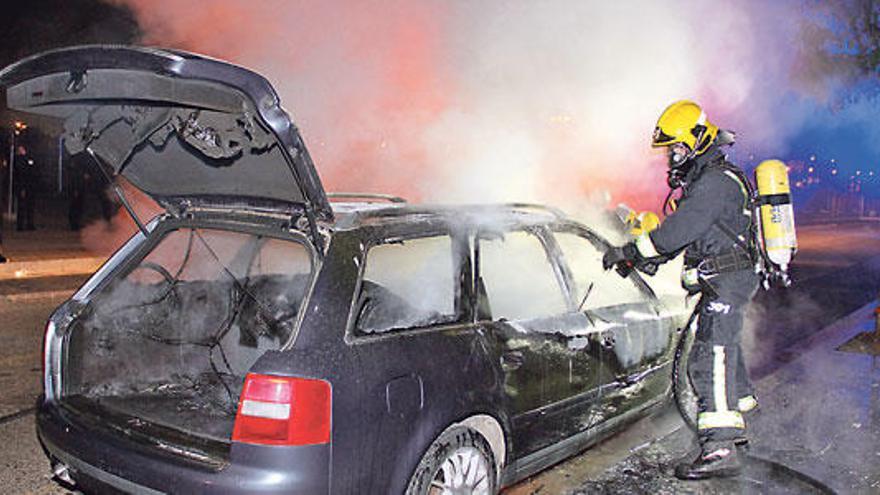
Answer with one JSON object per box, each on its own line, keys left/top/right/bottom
{"left": 1, "top": 46, "right": 689, "bottom": 494}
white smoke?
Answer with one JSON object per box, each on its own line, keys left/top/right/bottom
{"left": 109, "top": 0, "right": 833, "bottom": 212}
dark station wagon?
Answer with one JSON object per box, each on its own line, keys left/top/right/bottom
{"left": 1, "top": 46, "right": 689, "bottom": 494}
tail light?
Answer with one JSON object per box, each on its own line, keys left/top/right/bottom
{"left": 232, "top": 373, "right": 332, "bottom": 446}
{"left": 42, "top": 320, "right": 58, "bottom": 400}
{"left": 42, "top": 321, "right": 54, "bottom": 376}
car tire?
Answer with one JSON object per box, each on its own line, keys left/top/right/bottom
{"left": 405, "top": 426, "right": 497, "bottom": 495}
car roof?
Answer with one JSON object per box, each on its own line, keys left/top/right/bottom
{"left": 329, "top": 201, "right": 569, "bottom": 232}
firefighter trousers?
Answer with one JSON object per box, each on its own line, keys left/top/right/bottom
{"left": 688, "top": 269, "right": 759, "bottom": 442}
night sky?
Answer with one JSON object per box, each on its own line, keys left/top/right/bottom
{"left": 0, "top": 0, "right": 138, "bottom": 69}
{"left": 0, "top": 0, "right": 138, "bottom": 152}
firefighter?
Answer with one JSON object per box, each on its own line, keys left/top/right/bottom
{"left": 602, "top": 100, "right": 760, "bottom": 480}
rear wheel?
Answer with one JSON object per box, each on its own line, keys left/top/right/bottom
{"left": 406, "top": 426, "right": 496, "bottom": 495}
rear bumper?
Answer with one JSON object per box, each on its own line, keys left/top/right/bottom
{"left": 37, "top": 400, "right": 330, "bottom": 494}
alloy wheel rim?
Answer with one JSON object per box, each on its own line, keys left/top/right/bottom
{"left": 428, "top": 446, "right": 491, "bottom": 495}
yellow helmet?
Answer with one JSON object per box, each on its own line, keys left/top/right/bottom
{"left": 652, "top": 100, "right": 719, "bottom": 156}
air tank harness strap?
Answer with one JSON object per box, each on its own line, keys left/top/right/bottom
{"left": 686, "top": 250, "right": 754, "bottom": 276}
{"left": 755, "top": 193, "right": 790, "bottom": 206}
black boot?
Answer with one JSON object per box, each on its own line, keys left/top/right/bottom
{"left": 733, "top": 395, "right": 758, "bottom": 448}
{"left": 0, "top": 253, "right": 6, "bottom": 263}
{"left": 674, "top": 440, "right": 742, "bottom": 480}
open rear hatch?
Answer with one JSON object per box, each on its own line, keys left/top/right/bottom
{"left": 0, "top": 45, "right": 332, "bottom": 239}
{"left": 0, "top": 46, "right": 328, "bottom": 459}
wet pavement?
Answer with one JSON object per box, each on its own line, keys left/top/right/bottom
{"left": 0, "top": 275, "right": 88, "bottom": 298}
{"left": 745, "top": 304, "right": 880, "bottom": 494}
{"left": 0, "top": 296, "right": 70, "bottom": 495}
{"left": 508, "top": 302, "right": 880, "bottom": 494}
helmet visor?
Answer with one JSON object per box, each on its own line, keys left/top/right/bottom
{"left": 652, "top": 126, "right": 676, "bottom": 146}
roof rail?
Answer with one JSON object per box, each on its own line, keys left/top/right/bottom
{"left": 504, "top": 203, "right": 567, "bottom": 220}
{"left": 327, "top": 192, "right": 407, "bottom": 204}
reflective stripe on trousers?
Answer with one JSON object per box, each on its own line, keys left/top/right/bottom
{"left": 688, "top": 290, "right": 752, "bottom": 441}
{"left": 696, "top": 345, "right": 745, "bottom": 431}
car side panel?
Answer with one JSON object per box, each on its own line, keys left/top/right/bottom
{"left": 478, "top": 320, "right": 552, "bottom": 458}
{"left": 253, "top": 326, "right": 506, "bottom": 494}
{"left": 263, "top": 230, "right": 509, "bottom": 494}
{"left": 590, "top": 301, "right": 676, "bottom": 421}
{"left": 532, "top": 316, "right": 605, "bottom": 449}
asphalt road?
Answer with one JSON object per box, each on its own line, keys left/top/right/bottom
{"left": 0, "top": 222, "right": 877, "bottom": 494}
{"left": 0, "top": 295, "right": 72, "bottom": 495}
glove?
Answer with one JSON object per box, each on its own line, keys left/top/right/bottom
{"left": 604, "top": 243, "right": 657, "bottom": 278}
{"left": 602, "top": 246, "right": 627, "bottom": 270}
{"left": 603, "top": 242, "right": 642, "bottom": 277}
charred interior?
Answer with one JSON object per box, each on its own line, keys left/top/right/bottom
{"left": 63, "top": 227, "right": 313, "bottom": 442}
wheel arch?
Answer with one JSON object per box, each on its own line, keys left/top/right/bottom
{"left": 456, "top": 414, "right": 507, "bottom": 478}
{"left": 408, "top": 413, "right": 507, "bottom": 485}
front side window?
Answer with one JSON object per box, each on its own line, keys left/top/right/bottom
{"left": 478, "top": 230, "right": 568, "bottom": 321}
{"left": 356, "top": 235, "right": 458, "bottom": 334}
{"left": 554, "top": 230, "right": 644, "bottom": 310}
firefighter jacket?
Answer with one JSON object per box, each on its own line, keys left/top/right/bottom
{"left": 636, "top": 145, "right": 753, "bottom": 264}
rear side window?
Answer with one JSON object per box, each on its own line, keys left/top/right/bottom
{"left": 554, "top": 231, "right": 644, "bottom": 309}
{"left": 98, "top": 228, "right": 313, "bottom": 346}
{"left": 478, "top": 230, "right": 568, "bottom": 320}
{"left": 356, "top": 235, "right": 457, "bottom": 334}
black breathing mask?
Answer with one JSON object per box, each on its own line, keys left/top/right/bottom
{"left": 666, "top": 142, "right": 694, "bottom": 189}
{"left": 666, "top": 167, "right": 687, "bottom": 189}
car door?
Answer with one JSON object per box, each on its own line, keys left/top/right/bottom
{"left": 474, "top": 227, "right": 602, "bottom": 458}
{"left": 552, "top": 225, "right": 677, "bottom": 419}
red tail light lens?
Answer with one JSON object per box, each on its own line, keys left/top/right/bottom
{"left": 232, "top": 373, "right": 332, "bottom": 446}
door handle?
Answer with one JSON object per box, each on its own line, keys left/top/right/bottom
{"left": 601, "top": 333, "right": 616, "bottom": 349}
{"left": 501, "top": 351, "right": 524, "bottom": 371}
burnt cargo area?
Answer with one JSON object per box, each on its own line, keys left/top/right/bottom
{"left": 61, "top": 227, "right": 314, "bottom": 444}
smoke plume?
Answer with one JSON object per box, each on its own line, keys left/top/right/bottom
{"left": 106, "top": 0, "right": 847, "bottom": 213}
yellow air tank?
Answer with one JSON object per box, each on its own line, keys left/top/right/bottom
{"left": 755, "top": 159, "right": 797, "bottom": 272}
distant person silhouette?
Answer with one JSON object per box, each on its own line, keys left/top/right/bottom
{"left": 68, "top": 151, "right": 114, "bottom": 230}
{"left": 13, "top": 145, "right": 36, "bottom": 231}
{"left": 0, "top": 156, "right": 6, "bottom": 262}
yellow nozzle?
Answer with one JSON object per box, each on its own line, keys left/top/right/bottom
{"left": 628, "top": 211, "right": 660, "bottom": 236}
